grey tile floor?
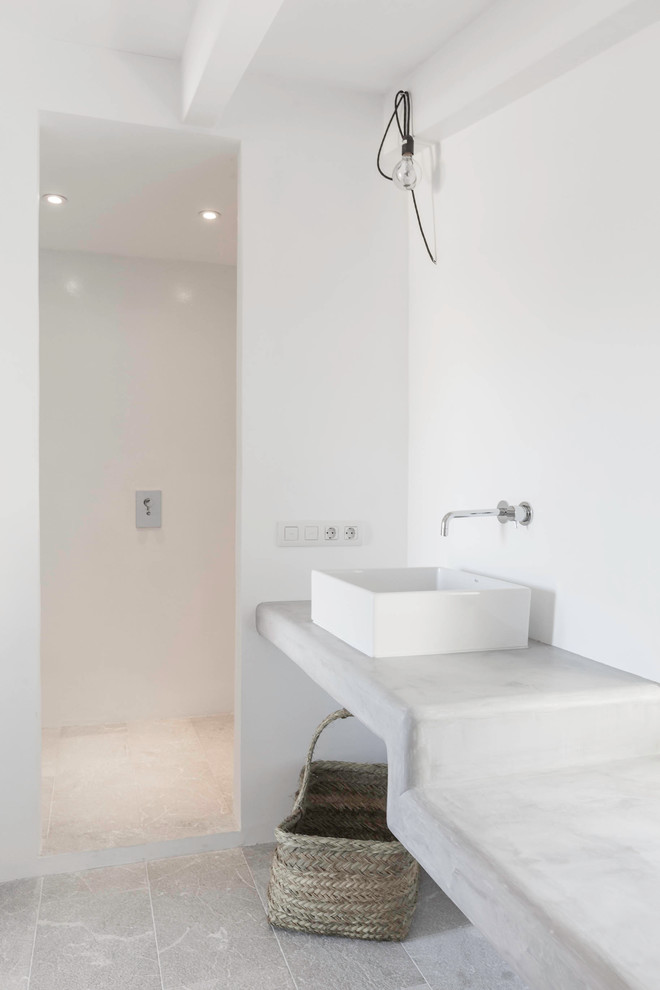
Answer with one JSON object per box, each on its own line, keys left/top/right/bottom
{"left": 0, "top": 844, "right": 527, "bottom": 990}
{"left": 41, "top": 716, "right": 236, "bottom": 854}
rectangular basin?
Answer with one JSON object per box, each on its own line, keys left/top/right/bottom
{"left": 311, "top": 567, "right": 531, "bottom": 658}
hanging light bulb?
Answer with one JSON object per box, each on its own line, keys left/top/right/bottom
{"left": 392, "top": 137, "right": 422, "bottom": 191}
{"left": 377, "top": 91, "right": 436, "bottom": 263}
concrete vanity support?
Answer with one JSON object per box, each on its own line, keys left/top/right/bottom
{"left": 257, "top": 600, "right": 660, "bottom": 990}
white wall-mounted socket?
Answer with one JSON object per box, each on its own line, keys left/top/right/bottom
{"left": 277, "top": 521, "right": 364, "bottom": 547}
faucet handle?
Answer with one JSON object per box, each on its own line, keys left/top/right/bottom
{"left": 497, "top": 500, "right": 513, "bottom": 524}
{"left": 497, "top": 501, "right": 533, "bottom": 526}
{"left": 515, "top": 502, "right": 533, "bottom": 525}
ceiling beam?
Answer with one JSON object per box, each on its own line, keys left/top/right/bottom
{"left": 181, "top": 0, "right": 285, "bottom": 127}
{"left": 403, "top": 0, "right": 660, "bottom": 141}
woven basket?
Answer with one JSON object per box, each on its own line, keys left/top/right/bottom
{"left": 267, "top": 708, "right": 419, "bottom": 941}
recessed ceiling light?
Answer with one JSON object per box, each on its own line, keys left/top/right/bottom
{"left": 42, "top": 193, "right": 67, "bottom": 206}
{"left": 199, "top": 210, "right": 220, "bottom": 221}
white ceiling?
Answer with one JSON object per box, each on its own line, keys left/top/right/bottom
{"left": 5, "top": 0, "right": 498, "bottom": 94}
{"left": 40, "top": 114, "right": 238, "bottom": 265}
{"left": 248, "top": 0, "right": 497, "bottom": 93}
{"left": 33, "top": 0, "right": 198, "bottom": 59}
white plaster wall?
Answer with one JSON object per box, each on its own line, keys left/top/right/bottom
{"left": 0, "top": 33, "right": 408, "bottom": 874}
{"left": 408, "top": 22, "right": 660, "bottom": 682}
{"left": 226, "top": 79, "right": 409, "bottom": 842}
{"left": 0, "top": 29, "right": 41, "bottom": 878}
{"left": 40, "top": 251, "right": 236, "bottom": 726}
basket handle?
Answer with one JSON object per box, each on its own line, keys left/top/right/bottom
{"left": 291, "top": 708, "right": 353, "bottom": 815}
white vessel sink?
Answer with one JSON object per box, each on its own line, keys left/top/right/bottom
{"left": 311, "top": 567, "right": 531, "bottom": 658}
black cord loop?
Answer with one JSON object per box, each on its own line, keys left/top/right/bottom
{"left": 376, "top": 90, "right": 437, "bottom": 265}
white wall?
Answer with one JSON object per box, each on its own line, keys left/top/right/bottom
{"left": 225, "top": 78, "right": 410, "bottom": 842}
{"left": 0, "top": 31, "right": 408, "bottom": 875}
{"left": 4, "top": 11, "right": 654, "bottom": 879}
{"left": 408, "top": 21, "right": 660, "bottom": 682}
{"left": 0, "top": 29, "right": 41, "bottom": 878}
{"left": 40, "top": 250, "right": 236, "bottom": 726}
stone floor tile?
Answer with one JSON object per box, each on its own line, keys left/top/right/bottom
{"left": 60, "top": 723, "right": 127, "bottom": 737}
{"left": 41, "top": 728, "right": 61, "bottom": 776}
{"left": 41, "top": 716, "right": 235, "bottom": 853}
{"left": 275, "top": 928, "right": 424, "bottom": 990}
{"left": 246, "top": 849, "right": 524, "bottom": 990}
{"left": 46, "top": 862, "right": 149, "bottom": 895}
{"left": 191, "top": 716, "right": 234, "bottom": 790}
{"left": 42, "top": 822, "right": 149, "bottom": 855}
{"left": 57, "top": 724, "right": 129, "bottom": 771}
{"left": 29, "top": 864, "right": 161, "bottom": 990}
{"left": 5, "top": 847, "right": 532, "bottom": 990}
{"left": 243, "top": 841, "right": 276, "bottom": 873}
{"left": 136, "top": 761, "right": 229, "bottom": 840}
{"left": 136, "top": 816, "right": 237, "bottom": 845}
{"left": 135, "top": 759, "right": 228, "bottom": 812}
{"left": 148, "top": 849, "right": 293, "bottom": 989}
{"left": 127, "top": 718, "right": 206, "bottom": 765}
{"left": 407, "top": 870, "right": 471, "bottom": 939}
{"left": 405, "top": 925, "right": 527, "bottom": 990}
{"left": 49, "top": 764, "right": 138, "bottom": 820}
{"left": 191, "top": 714, "right": 234, "bottom": 742}
{"left": 242, "top": 841, "right": 275, "bottom": 904}
{"left": 404, "top": 870, "right": 527, "bottom": 988}
{"left": 0, "top": 877, "right": 41, "bottom": 990}
{"left": 158, "top": 935, "right": 295, "bottom": 990}
{"left": 43, "top": 767, "right": 143, "bottom": 854}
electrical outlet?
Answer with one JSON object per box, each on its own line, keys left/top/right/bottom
{"left": 277, "top": 521, "right": 364, "bottom": 547}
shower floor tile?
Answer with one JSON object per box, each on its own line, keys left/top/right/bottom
{"left": 41, "top": 715, "right": 235, "bottom": 854}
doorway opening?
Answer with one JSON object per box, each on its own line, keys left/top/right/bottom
{"left": 39, "top": 112, "right": 238, "bottom": 854}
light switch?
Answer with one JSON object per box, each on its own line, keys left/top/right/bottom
{"left": 277, "top": 521, "right": 363, "bottom": 547}
{"left": 136, "top": 490, "right": 161, "bottom": 528}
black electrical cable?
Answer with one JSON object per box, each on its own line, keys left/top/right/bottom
{"left": 411, "top": 189, "right": 436, "bottom": 265}
{"left": 376, "top": 90, "right": 437, "bottom": 265}
{"left": 377, "top": 91, "right": 407, "bottom": 181}
{"left": 395, "top": 90, "right": 409, "bottom": 142}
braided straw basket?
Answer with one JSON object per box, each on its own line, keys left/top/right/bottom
{"left": 267, "top": 709, "right": 419, "bottom": 941}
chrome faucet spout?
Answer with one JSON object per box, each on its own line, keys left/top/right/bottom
{"left": 441, "top": 500, "right": 533, "bottom": 536}
{"left": 440, "top": 507, "right": 500, "bottom": 537}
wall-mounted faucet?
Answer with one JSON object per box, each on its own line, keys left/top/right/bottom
{"left": 441, "top": 500, "right": 533, "bottom": 537}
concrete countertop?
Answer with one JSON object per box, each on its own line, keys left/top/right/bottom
{"left": 257, "top": 600, "right": 660, "bottom": 990}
